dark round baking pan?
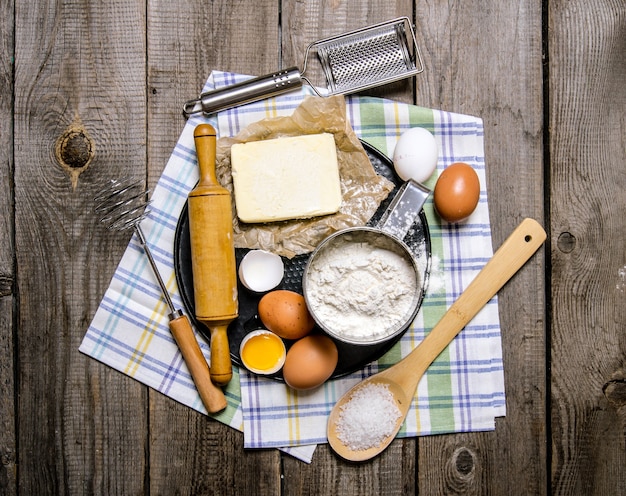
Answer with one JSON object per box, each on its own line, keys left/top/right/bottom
{"left": 173, "top": 140, "right": 431, "bottom": 379}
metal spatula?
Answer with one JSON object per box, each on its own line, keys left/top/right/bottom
{"left": 182, "top": 17, "right": 424, "bottom": 118}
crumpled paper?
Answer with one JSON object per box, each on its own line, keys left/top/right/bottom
{"left": 214, "top": 95, "right": 394, "bottom": 258}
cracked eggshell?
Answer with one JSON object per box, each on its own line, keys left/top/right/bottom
{"left": 238, "top": 249, "right": 284, "bottom": 293}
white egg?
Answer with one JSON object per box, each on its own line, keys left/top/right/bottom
{"left": 238, "top": 250, "right": 284, "bottom": 293}
{"left": 392, "top": 127, "right": 438, "bottom": 183}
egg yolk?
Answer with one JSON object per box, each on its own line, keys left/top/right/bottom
{"left": 241, "top": 333, "right": 285, "bottom": 372}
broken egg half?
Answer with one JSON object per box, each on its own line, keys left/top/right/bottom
{"left": 238, "top": 249, "right": 284, "bottom": 293}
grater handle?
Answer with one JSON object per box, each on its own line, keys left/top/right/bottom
{"left": 183, "top": 67, "right": 303, "bottom": 118}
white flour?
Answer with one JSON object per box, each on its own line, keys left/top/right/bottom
{"left": 306, "top": 234, "right": 418, "bottom": 341}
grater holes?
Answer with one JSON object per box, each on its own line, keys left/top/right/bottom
{"left": 317, "top": 27, "right": 415, "bottom": 93}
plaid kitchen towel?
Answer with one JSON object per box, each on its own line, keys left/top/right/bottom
{"left": 80, "top": 71, "right": 504, "bottom": 463}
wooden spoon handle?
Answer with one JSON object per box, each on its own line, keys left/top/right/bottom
{"left": 169, "top": 314, "right": 228, "bottom": 413}
{"left": 208, "top": 325, "right": 233, "bottom": 386}
{"left": 404, "top": 218, "right": 546, "bottom": 375}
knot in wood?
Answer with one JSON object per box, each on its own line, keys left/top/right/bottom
{"left": 453, "top": 447, "right": 475, "bottom": 476}
{"left": 1, "top": 448, "right": 15, "bottom": 466}
{"left": 56, "top": 127, "right": 94, "bottom": 169}
{"left": 0, "top": 274, "right": 12, "bottom": 297}
{"left": 557, "top": 231, "right": 576, "bottom": 253}
{"left": 444, "top": 446, "right": 477, "bottom": 492}
{"left": 603, "top": 378, "right": 626, "bottom": 410}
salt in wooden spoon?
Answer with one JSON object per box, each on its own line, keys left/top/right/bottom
{"left": 327, "top": 218, "right": 546, "bottom": 461}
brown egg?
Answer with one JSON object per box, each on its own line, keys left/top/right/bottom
{"left": 283, "top": 334, "right": 338, "bottom": 390}
{"left": 433, "top": 162, "right": 480, "bottom": 223}
{"left": 258, "top": 290, "right": 315, "bottom": 340}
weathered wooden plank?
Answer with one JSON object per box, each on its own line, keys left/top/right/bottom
{"left": 0, "top": 0, "right": 16, "bottom": 490}
{"left": 281, "top": 0, "right": 416, "bottom": 104}
{"left": 13, "top": 1, "right": 149, "bottom": 493}
{"left": 147, "top": 0, "right": 282, "bottom": 181}
{"left": 283, "top": 442, "right": 415, "bottom": 496}
{"left": 414, "top": 0, "right": 547, "bottom": 494}
{"left": 6, "top": 0, "right": 624, "bottom": 494}
{"left": 549, "top": 0, "right": 626, "bottom": 494}
{"left": 279, "top": 2, "right": 418, "bottom": 495}
{"left": 146, "top": 1, "right": 283, "bottom": 494}
{"left": 0, "top": 301, "right": 14, "bottom": 496}
{"left": 147, "top": 401, "right": 282, "bottom": 496}
{"left": 418, "top": 431, "right": 501, "bottom": 495}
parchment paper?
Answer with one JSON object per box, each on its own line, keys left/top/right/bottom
{"left": 215, "top": 95, "right": 394, "bottom": 258}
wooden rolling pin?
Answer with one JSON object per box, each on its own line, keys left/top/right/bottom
{"left": 189, "top": 124, "right": 238, "bottom": 386}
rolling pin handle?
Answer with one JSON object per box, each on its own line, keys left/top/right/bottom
{"left": 193, "top": 124, "right": 219, "bottom": 188}
{"left": 209, "top": 324, "right": 233, "bottom": 386}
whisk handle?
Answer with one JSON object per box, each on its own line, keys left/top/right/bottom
{"left": 183, "top": 67, "right": 302, "bottom": 118}
{"left": 169, "top": 311, "right": 228, "bottom": 413}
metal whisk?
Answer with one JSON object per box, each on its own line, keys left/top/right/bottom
{"left": 95, "top": 178, "right": 169, "bottom": 306}
{"left": 95, "top": 177, "right": 227, "bottom": 413}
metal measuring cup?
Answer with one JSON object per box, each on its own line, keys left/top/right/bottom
{"left": 302, "top": 180, "right": 431, "bottom": 345}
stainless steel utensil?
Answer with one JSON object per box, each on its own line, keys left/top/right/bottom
{"left": 94, "top": 178, "right": 228, "bottom": 413}
{"left": 303, "top": 180, "right": 431, "bottom": 345}
{"left": 182, "top": 17, "right": 424, "bottom": 118}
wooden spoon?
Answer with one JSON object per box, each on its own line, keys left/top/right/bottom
{"left": 327, "top": 218, "right": 546, "bottom": 461}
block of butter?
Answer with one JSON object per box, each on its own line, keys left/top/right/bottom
{"left": 230, "top": 133, "right": 342, "bottom": 223}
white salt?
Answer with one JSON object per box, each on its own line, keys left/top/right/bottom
{"left": 335, "top": 382, "right": 402, "bottom": 451}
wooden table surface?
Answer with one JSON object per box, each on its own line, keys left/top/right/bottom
{"left": 2, "top": 1, "right": 625, "bottom": 494}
